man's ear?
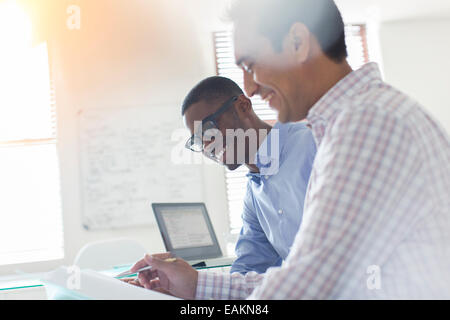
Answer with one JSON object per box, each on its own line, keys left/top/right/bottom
{"left": 234, "top": 95, "right": 253, "bottom": 119}
{"left": 284, "top": 22, "right": 310, "bottom": 64}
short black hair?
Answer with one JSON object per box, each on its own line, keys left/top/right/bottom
{"left": 181, "top": 76, "right": 244, "bottom": 115}
{"left": 228, "top": 0, "right": 347, "bottom": 63}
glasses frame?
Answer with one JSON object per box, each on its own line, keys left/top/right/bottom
{"left": 185, "top": 96, "right": 238, "bottom": 153}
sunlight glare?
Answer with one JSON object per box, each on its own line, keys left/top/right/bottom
{"left": 0, "top": 0, "right": 53, "bottom": 142}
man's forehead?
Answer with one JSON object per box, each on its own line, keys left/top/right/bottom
{"left": 185, "top": 99, "right": 225, "bottom": 123}
{"left": 233, "top": 24, "right": 259, "bottom": 60}
{"left": 233, "top": 24, "right": 271, "bottom": 64}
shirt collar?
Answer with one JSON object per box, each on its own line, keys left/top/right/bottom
{"left": 307, "top": 62, "right": 383, "bottom": 125}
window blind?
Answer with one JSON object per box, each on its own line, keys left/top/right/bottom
{"left": 214, "top": 24, "right": 370, "bottom": 233}
{"left": 0, "top": 1, "right": 63, "bottom": 266}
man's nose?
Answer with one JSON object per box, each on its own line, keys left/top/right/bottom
{"left": 243, "top": 70, "right": 258, "bottom": 98}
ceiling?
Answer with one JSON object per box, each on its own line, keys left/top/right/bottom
{"left": 335, "top": 0, "right": 450, "bottom": 23}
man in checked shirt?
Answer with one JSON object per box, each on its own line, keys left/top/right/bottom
{"left": 131, "top": 0, "right": 450, "bottom": 299}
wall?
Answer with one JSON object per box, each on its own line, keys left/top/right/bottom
{"left": 0, "top": 0, "right": 232, "bottom": 275}
{"left": 379, "top": 17, "right": 450, "bottom": 134}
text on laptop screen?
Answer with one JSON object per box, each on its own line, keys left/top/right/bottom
{"left": 160, "top": 207, "right": 214, "bottom": 249}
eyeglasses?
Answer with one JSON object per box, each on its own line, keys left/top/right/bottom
{"left": 185, "top": 96, "right": 238, "bottom": 155}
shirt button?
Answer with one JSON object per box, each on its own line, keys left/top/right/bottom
{"left": 278, "top": 209, "right": 283, "bottom": 215}
{"left": 265, "top": 175, "right": 269, "bottom": 180}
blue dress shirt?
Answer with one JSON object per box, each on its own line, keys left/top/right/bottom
{"left": 231, "top": 122, "right": 317, "bottom": 274}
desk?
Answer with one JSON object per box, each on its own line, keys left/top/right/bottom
{"left": 0, "top": 264, "right": 231, "bottom": 300}
{"left": 0, "top": 276, "right": 46, "bottom": 300}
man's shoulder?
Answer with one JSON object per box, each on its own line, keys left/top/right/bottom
{"left": 274, "top": 122, "right": 316, "bottom": 164}
{"left": 277, "top": 121, "right": 309, "bottom": 131}
{"left": 328, "top": 83, "right": 429, "bottom": 143}
{"left": 286, "top": 122, "right": 316, "bottom": 154}
{"left": 349, "top": 82, "right": 421, "bottom": 120}
{"left": 276, "top": 121, "right": 314, "bottom": 143}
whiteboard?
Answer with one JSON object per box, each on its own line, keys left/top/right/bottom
{"left": 78, "top": 105, "right": 204, "bottom": 230}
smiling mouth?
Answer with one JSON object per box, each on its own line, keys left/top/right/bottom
{"left": 262, "top": 91, "right": 276, "bottom": 108}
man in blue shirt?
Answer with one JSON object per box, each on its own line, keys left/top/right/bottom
{"left": 182, "top": 76, "right": 316, "bottom": 274}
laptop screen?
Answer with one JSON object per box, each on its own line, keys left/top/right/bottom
{"left": 152, "top": 203, "right": 222, "bottom": 261}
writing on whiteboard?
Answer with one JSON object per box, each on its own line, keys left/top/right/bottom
{"left": 78, "top": 105, "right": 204, "bottom": 230}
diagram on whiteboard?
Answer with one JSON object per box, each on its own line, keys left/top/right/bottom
{"left": 78, "top": 105, "right": 204, "bottom": 230}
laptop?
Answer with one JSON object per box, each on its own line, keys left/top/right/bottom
{"left": 151, "top": 203, "right": 235, "bottom": 269}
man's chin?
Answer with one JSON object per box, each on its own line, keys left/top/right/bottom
{"left": 277, "top": 111, "right": 291, "bottom": 124}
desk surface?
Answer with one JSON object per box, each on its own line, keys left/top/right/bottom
{"left": 0, "top": 265, "right": 130, "bottom": 292}
{"left": 0, "top": 263, "right": 232, "bottom": 292}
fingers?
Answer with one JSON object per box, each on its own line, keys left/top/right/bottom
{"left": 151, "top": 252, "right": 173, "bottom": 260}
{"left": 130, "top": 252, "right": 172, "bottom": 273}
{"left": 130, "top": 252, "right": 174, "bottom": 290}
{"left": 120, "top": 278, "right": 143, "bottom": 288}
{"left": 130, "top": 257, "right": 149, "bottom": 273}
{"left": 130, "top": 279, "right": 142, "bottom": 287}
{"left": 130, "top": 254, "right": 197, "bottom": 299}
{"left": 120, "top": 278, "right": 133, "bottom": 284}
{"left": 148, "top": 278, "right": 161, "bottom": 290}
{"left": 122, "top": 275, "right": 171, "bottom": 295}
{"left": 143, "top": 254, "right": 176, "bottom": 272}
{"left": 137, "top": 269, "right": 158, "bottom": 289}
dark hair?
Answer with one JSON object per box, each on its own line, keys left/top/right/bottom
{"left": 181, "top": 76, "right": 244, "bottom": 115}
{"left": 228, "top": 0, "right": 347, "bottom": 63}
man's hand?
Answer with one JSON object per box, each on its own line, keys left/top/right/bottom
{"left": 120, "top": 277, "right": 143, "bottom": 287}
{"left": 130, "top": 252, "right": 198, "bottom": 300}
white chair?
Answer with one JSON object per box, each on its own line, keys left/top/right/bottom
{"left": 74, "top": 238, "right": 147, "bottom": 270}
